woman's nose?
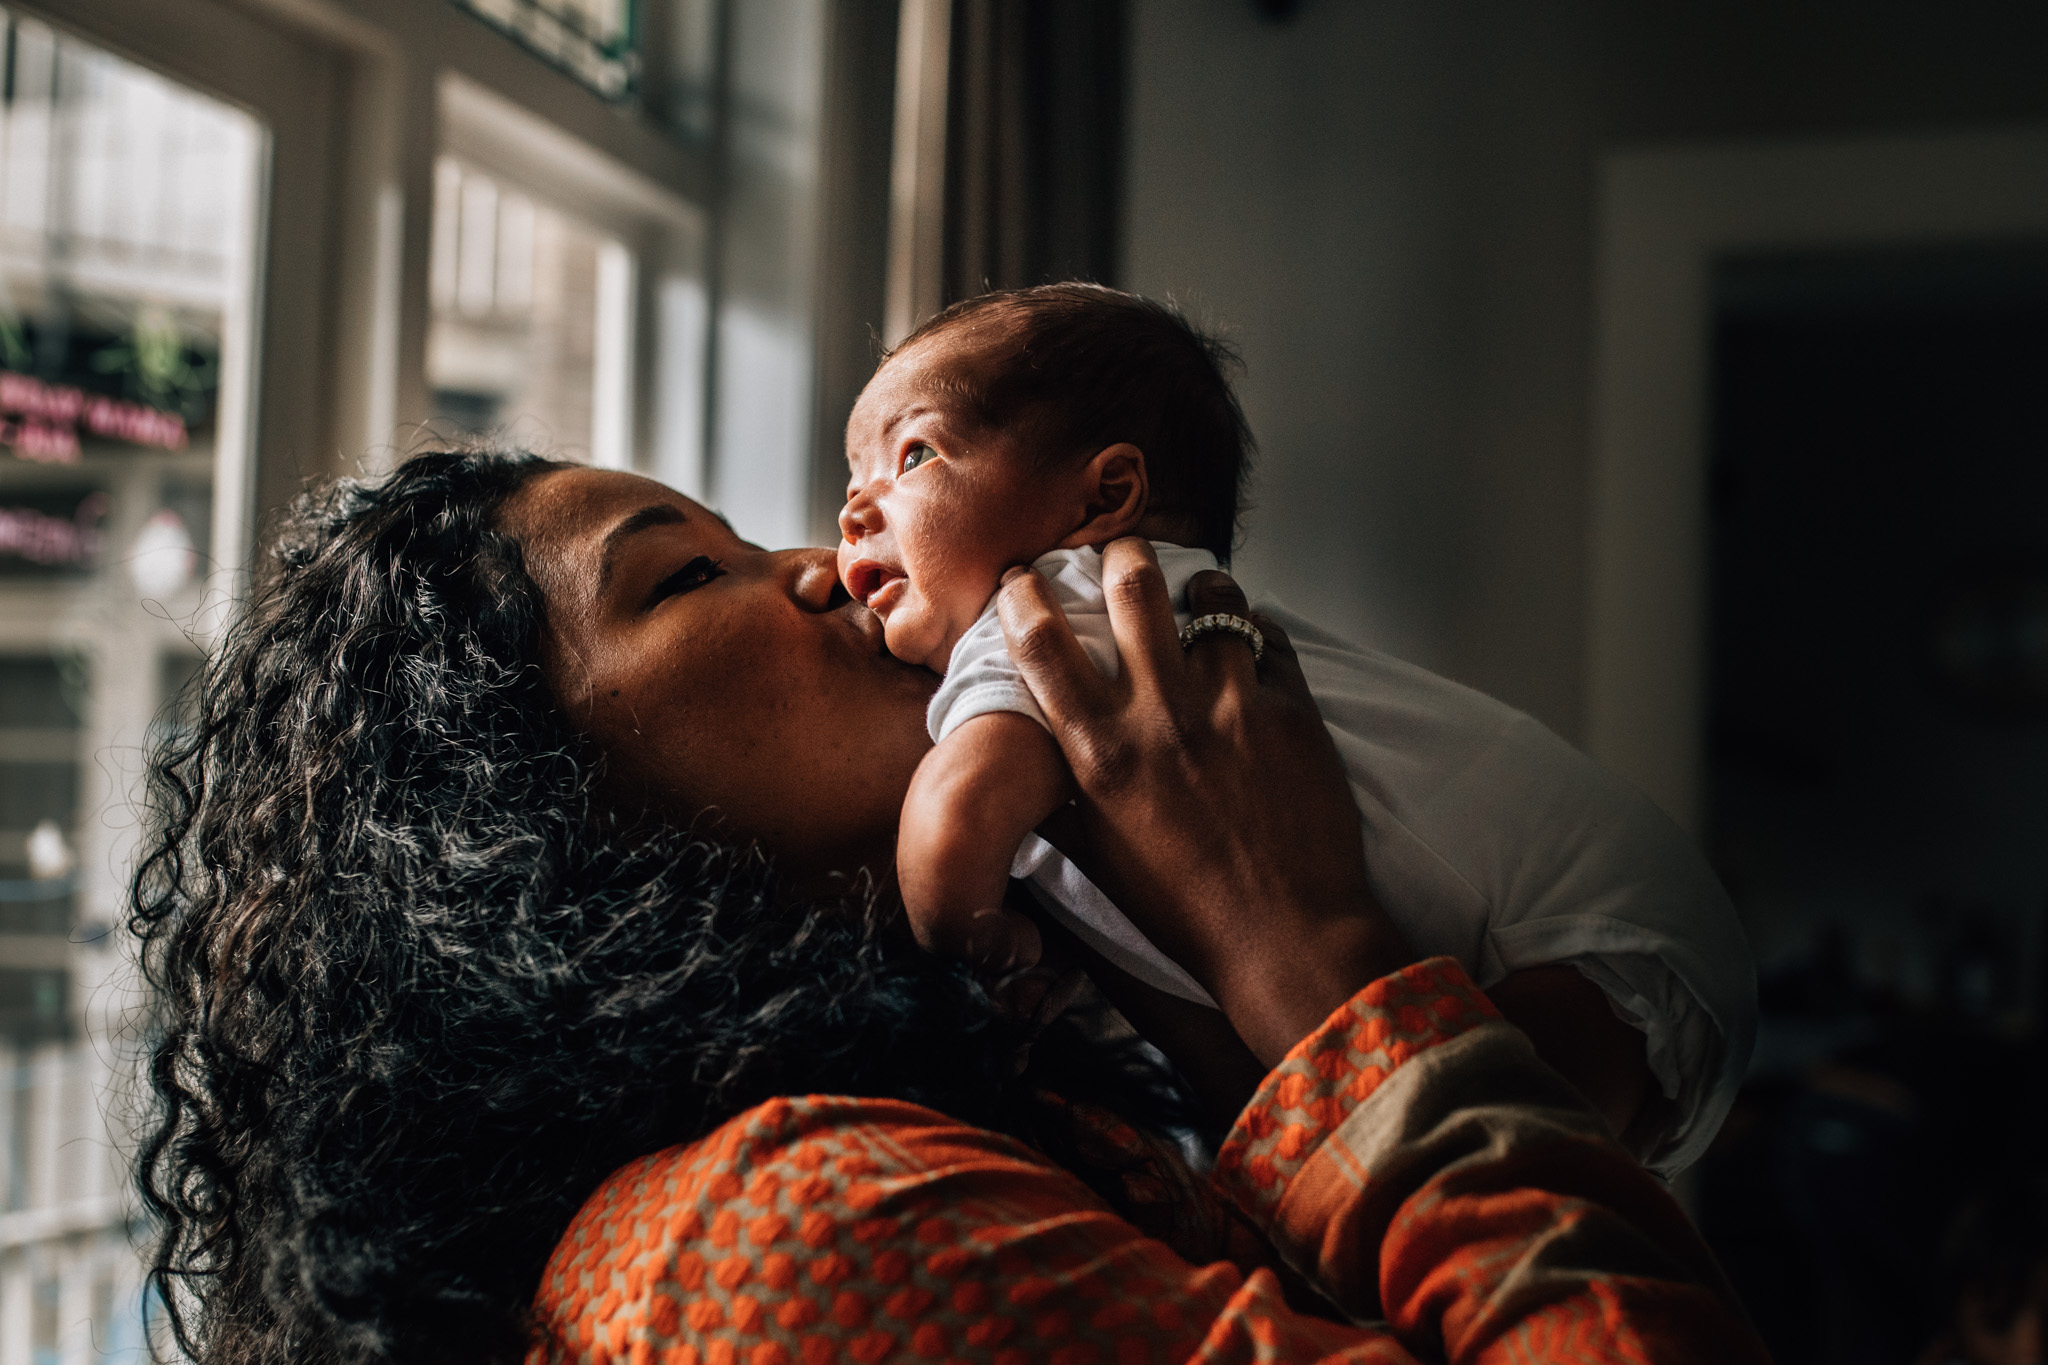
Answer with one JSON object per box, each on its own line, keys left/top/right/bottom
{"left": 786, "top": 548, "right": 851, "bottom": 612}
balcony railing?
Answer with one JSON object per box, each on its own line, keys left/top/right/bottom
{"left": 449, "top": 0, "right": 638, "bottom": 101}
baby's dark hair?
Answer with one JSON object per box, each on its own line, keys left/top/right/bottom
{"left": 892, "top": 282, "right": 1254, "bottom": 559}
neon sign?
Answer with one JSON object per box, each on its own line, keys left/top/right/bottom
{"left": 0, "top": 491, "right": 106, "bottom": 567}
{"left": 0, "top": 370, "right": 188, "bottom": 462}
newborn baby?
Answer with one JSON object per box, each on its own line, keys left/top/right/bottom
{"left": 837, "top": 283, "right": 1753, "bottom": 1173}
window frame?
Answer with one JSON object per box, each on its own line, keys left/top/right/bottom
{"left": 28, "top": 0, "right": 720, "bottom": 528}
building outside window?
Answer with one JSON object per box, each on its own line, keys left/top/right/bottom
{"left": 427, "top": 155, "right": 637, "bottom": 467}
{"left": 0, "top": 11, "right": 263, "bottom": 1361}
{"left": 0, "top": 0, "right": 839, "bottom": 1357}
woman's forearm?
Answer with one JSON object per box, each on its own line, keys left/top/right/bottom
{"left": 1213, "top": 958, "right": 1766, "bottom": 1362}
{"left": 1485, "top": 963, "right": 1654, "bottom": 1140}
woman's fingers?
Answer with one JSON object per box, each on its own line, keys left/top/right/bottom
{"left": 1184, "top": 568, "right": 1251, "bottom": 619}
{"left": 1098, "top": 540, "right": 1182, "bottom": 698}
{"left": 1246, "top": 609, "right": 1312, "bottom": 699}
{"left": 1014, "top": 543, "right": 1408, "bottom": 1067}
{"left": 996, "top": 565, "right": 1108, "bottom": 732}
{"left": 1182, "top": 569, "right": 1261, "bottom": 687}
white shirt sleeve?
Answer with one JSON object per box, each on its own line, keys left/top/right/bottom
{"left": 925, "top": 544, "right": 1218, "bottom": 743}
{"left": 1268, "top": 603, "right": 1756, "bottom": 1177}
{"left": 924, "top": 599, "right": 1048, "bottom": 744}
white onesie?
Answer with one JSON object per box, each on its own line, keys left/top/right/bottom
{"left": 928, "top": 543, "right": 1756, "bottom": 1175}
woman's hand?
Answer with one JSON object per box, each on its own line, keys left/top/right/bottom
{"left": 999, "top": 540, "right": 1413, "bottom": 1067}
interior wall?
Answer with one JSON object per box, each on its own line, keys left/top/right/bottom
{"left": 1122, "top": 0, "right": 2048, "bottom": 741}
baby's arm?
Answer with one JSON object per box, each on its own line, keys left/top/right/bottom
{"left": 898, "top": 711, "right": 1073, "bottom": 975}
{"left": 1487, "top": 965, "right": 1655, "bottom": 1144}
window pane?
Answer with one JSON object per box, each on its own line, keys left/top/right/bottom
{"left": 0, "top": 13, "right": 264, "bottom": 1362}
{"left": 0, "top": 4, "right": 261, "bottom": 1004}
{"left": 427, "top": 157, "right": 634, "bottom": 466}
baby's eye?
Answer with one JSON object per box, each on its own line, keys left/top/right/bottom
{"left": 901, "top": 443, "right": 936, "bottom": 473}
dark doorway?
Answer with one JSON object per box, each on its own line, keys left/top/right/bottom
{"left": 1695, "top": 244, "right": 2048, "bottom": 1365}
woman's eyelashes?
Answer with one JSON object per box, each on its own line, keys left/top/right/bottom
{"left": 900, "top": 442, "right": 937, "bottom": 473}
{"left": 648, "top": 556, "right": 727, "bottom": 606}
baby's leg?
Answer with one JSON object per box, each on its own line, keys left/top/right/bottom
{"left": 898, "top": 711, "right": 1074, "bottom": 978}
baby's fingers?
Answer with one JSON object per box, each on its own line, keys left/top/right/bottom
{"left": 907, "top": 899, "right": 1044, "bottom": 979}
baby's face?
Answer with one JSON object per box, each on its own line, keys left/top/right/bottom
{"left": 839, "top": 337, "right": 1076, "bottom": 671}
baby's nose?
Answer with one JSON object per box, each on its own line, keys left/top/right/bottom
{"left": 838, "top": 493, "right": 881, "bottom": 543}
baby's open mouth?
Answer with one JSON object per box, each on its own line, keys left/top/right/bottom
{"left": 843, "top": 559, "right": 907, "bottom": 612}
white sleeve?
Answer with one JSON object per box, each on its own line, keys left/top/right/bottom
{"left": 1265, "top": 603, "right": 1755, "bottom": 1178}
{"left": 1460, "top": 716, "right": 1757, "bottom": 1177}
{"left": 924, "top": 560, "right": 1126, "bottom": 744}
{"left": 925, "top": 601, "right": 1047, "bottom": 743}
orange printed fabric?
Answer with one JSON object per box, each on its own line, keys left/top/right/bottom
{"left": 527, "top": 957, "right": 1767, "bottom": 1365}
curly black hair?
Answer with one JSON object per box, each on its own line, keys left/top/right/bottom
{"left": 130, "top": 450, "right": 1192, "bottom": 1365}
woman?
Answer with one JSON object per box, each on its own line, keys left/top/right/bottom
{"left": 135, "top": 450, "right": 1760, "bottom": 1364}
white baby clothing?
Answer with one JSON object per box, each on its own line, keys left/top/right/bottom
{"left": 928, "top": 543, "right": 1756, "bottom": 1176}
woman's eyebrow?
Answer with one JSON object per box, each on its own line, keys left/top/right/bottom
{"left": 598, "top": 504, "right": 689, "bottom": 587}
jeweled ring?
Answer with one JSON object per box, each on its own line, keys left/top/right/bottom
{"left": 1179, "top": 612, "right": 1265, "bottom": 665}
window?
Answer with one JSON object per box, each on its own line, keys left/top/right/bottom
{"left": 427, "top": 156, "right": 636, "bottom": 466}
{"left": 31, "top": 1272, "right": 59, "bottom": 1365}
{"left": 0, "top": 0, "right": 836, "bottom": 1354}
{"left": 0, "top": 8, "right": 268, "bottom": 1354}
{"left": 0, "top": 10, "right": 263, "bottom": 1026}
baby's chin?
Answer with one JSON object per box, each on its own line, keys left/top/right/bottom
{"left": 879, "top": 611, "right": 954, "bottom": 674}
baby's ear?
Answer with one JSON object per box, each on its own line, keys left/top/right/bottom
{"left": 1059, "top": 443, "right": 1148, "bottom": 549}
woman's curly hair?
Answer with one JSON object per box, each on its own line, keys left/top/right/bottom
{"left": 131, "top": 450, "right": 1192, "bottom": 1365}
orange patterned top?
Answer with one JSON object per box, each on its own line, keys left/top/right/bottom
{"left": 527, "top": 957, "right": 1765, "bottom": 1364}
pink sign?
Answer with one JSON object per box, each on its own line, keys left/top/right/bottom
{"left": 0, "top": 491, "right": 107, "bottom": 566}
{"left": 0, "top": 370, "right": 189, "bottom": 462}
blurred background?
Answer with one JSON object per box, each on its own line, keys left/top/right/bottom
{"left": 0, "top": 1, "right": 2045, "bottom": 1361}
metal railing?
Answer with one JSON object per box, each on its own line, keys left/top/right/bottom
{"left": 449, "top": 0, "right": 639, "bottom": 101}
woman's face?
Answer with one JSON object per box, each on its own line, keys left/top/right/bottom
{"left": 501, "top": 467, "right": 938, "bottom": 895}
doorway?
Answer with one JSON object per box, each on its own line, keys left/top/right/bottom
{"left": 1694, "top": 243, "right": 2048, "bottom": 1365}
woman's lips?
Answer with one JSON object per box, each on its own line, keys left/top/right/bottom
{"left": 843, "top": 598, "right": 893, "bottom": 653}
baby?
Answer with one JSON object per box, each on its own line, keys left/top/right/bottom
{"left": 837, "top": 283, "right": 1754, "bottom": 1173}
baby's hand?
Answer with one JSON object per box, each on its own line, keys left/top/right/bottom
{"left": 905, "top": 897, "right": 1045, "bottom": 979}
{"left": 895, "top": 712, "right": 1077, "bottom": 1002}
{"left": 905, "top": 891, "right": 1089, "bottom": 1033}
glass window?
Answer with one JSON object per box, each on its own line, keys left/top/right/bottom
{"left": 31, "top": 1272, "right": 59, "bottom": 1365}
{"left": 427, "top": 156, "right": 635, "bottom": 465}
{"left": 0, "top": 7, "right": 262, "bottom": 1021}
{"left": 0, "top": 11, "right": 264, "bottom": 1360}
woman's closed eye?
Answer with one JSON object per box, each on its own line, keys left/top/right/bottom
{"left": 901, "top": 442, "right": 937, "bottom": 473}
{"left": 648, "top": 556, "right": 726, "bottom": 606}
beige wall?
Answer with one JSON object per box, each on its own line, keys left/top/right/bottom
{"left": 1123, "top": 0, "right": 2048, "bottom": 741}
